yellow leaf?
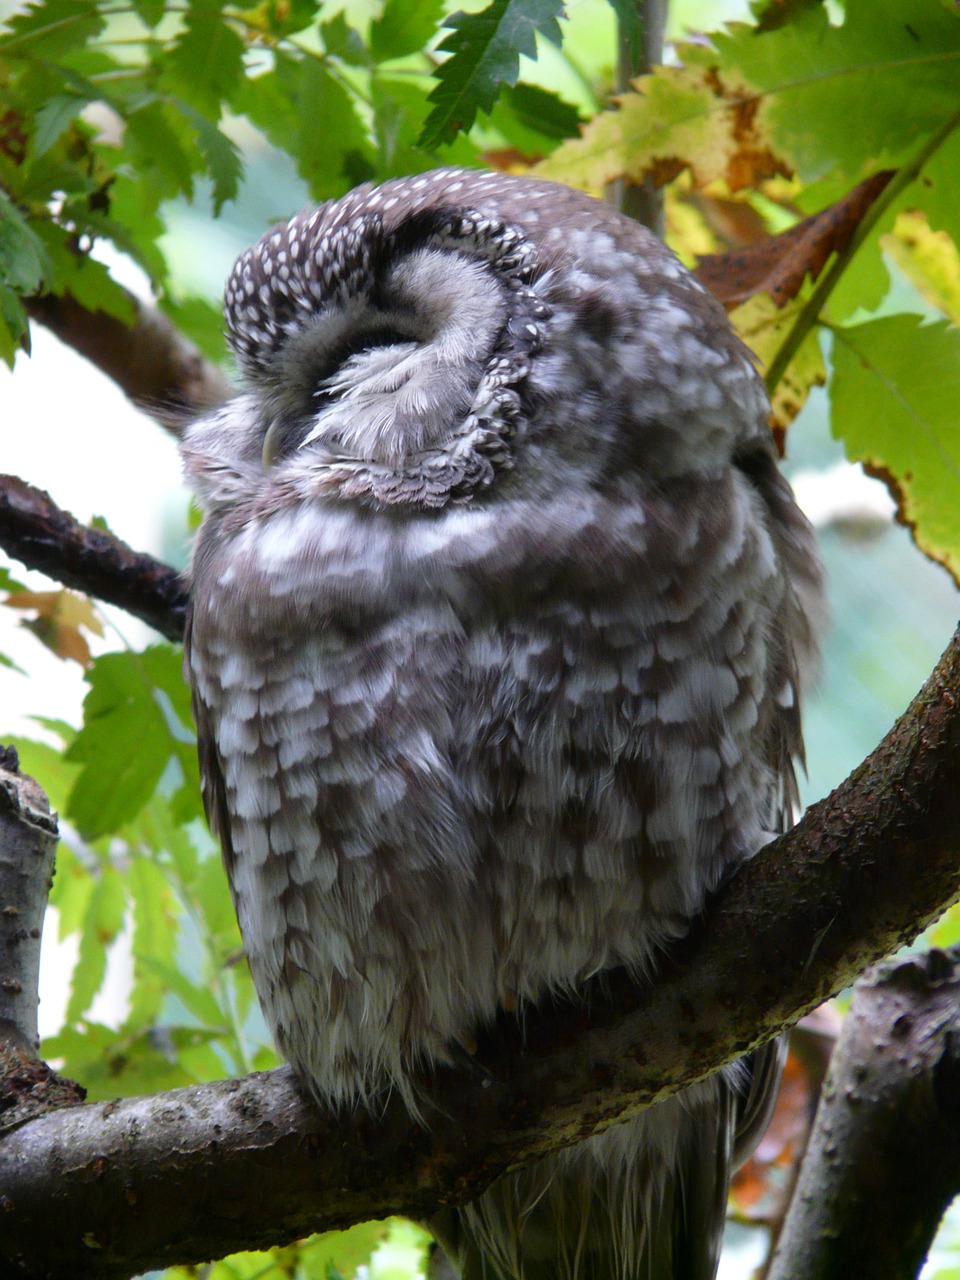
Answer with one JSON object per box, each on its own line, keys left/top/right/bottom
{"left": 5, "top": 588, "right": 103, "bottom": 666}
{"left": 728, "top": 293, "right": 826, "bottom": 444}
{"left": 536, "top": 59, "right": 790, "bottom": 195}
{"left": 882, "top": 210, "right": 960, "bottom": 325}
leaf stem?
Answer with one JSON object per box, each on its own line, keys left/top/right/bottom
{"left": 765, "top": 106, "right": 960, "bottom": 396}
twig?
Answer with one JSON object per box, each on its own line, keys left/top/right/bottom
{"left": 0, "top": 476, "right": 187, "bottom": 642}
{"left": 608, "top": 0, "right": 669, "bottom": 233}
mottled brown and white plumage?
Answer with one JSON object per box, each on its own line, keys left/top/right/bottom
{"left": 181, "top": 167, "right": 823, "bottom": 1280}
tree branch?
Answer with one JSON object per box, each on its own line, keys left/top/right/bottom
{"left": 0, "top": 475, "right": 187, "bottom": 642}
{"left": 0, "top": 751, "right": 85, "bottom": 1138}
{"left": 1, "top": 618, "right": 960, "bottom": 1277}
{"left": 768, "top": 950, "right": 960, "bottom": 1279}
{"left": 26, "top": 291, "right": 232, "bottom": 431}
{"left": 608, "top": 0, "right": 668, "bottom": 232}
{"left": 0, "top": 748, "right": 57, "bottom": 1055}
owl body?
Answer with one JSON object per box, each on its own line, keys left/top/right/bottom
{"left": 183, "top": 168, "right": 821, "bottom": 1280}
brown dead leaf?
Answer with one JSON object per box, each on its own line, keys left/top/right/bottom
{"left": 694, "top": 170, "right": 895, "bottom": 310}
{"left": 482, "top": 148, "right": 542, "bottom": 172}
{"left": 730, "top": 1051, "right": 812, "bottom": 1221}
{"left": 702, "top": 67, "right": 793, "bottom": 193}
{"left": 5, "top": 588, "right": 103, "bottom": 666}
{"left": 687, "top": 192, "right": 770, "bottom": 249}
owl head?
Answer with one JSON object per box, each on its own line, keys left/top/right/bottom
{"left": 183, "top": 168, "right": 772, "bottom": 515}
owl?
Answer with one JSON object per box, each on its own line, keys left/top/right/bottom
{"left": 181, "top": 167, "right": 823, "bottom": 1280}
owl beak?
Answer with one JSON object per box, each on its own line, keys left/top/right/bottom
{"left": 262, "top": 418, "right": 283, "bottom": 470}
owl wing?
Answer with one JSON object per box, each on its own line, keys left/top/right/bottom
{"left": 184, "top": 610, "right": 237, "bottom": 889}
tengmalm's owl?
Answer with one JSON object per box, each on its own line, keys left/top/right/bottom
{"left": 182, "top": 168, "right": 823, "bottom": 1280}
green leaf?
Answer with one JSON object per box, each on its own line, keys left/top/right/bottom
{"left": 159, "top": 292, "right": 229, "bottom": 364}
{"left": 730, "top": 291, "right": 826, "bottom": 436}
{"left": 31, "top": 93, "right": 86, "bottom": 158}
{"left": 321, "top": 11, "right": 370, "bottom": 65}
{"left": 9, "top": 732, "right": 80, "bottom": 816}
{"left": 179, "top": 1224, "right": 393, "bottom": 1280}
{"left": 49, "top": 845, "right": 94, "bottom": 940}
{"left": 127, "top": 854, "right": 178, "bottom": 1026}
{"left": 175, "top": 1037, "right": 233, "bottom": 1084}
{"left": 124, "top": 99, "right": 199, "bottom": 202}
{"left": 372, "top": 76, "right": 480, "bottom": 176}
{"left": 178, "top": 103, "right": 243, "bottom": 213}
{"left": 830, "top": 315, "right": 960, "bottom": 582}
{"left": 420, "top": 0, "right": 567, "bottom": 148}
{"left": 130, "top": 791, "right": 205, "bottom": 891}
{"left": 95, "top": 181, "right": 170, "bottom": 288}
{"left": 370, "top": 0, "right": 444, "bottom": 62}
{"left": 540, "top": 0, "right": 960, "bottom": 193}
{"left": 235, "top": 54, "right": 374, "bottom": 198}
{"left": 65, "top": 645, "right": 197, "bottom": 841}
{"left": 372, "top": 1218, "right": 432, "bottom": 1279}
{"left": 1, "top": 565, "right": 28, "bottom": 594}
{"left": 711, "top": 0, "right": 960, "bottom": 184}
{"left": 918, "top": 129, "right": 960, "bottom": 250}
{"left": 132, "top": 0, "right": 166, "bottom": 27}
{"left": 0, "top": 192, "right": 52, "bottom": 294}
{"left": 298, "top": 60, "right": 376, "bottom": 194}
{"left": 139, "top": 643, "right": 203, "bottom": 819}
{"left": 0, "top": 0, "right": 104, "bottom": 57}
{"left": 65, "top": 863, "right": 126, "bottom": 1024}
{"left": 494, "top": 82, "right": 583, "bottom": 151}
{"left": 166, "top": 2, "right": 246, "bottom": 119}
{"left": 749, "top": 0, "right": 824, "bottom": 31}
{"left": 0, "top": 290, "right": 28, "bottom": 365}
{"left": 194, "top": 852, "right": 241, "bottom": 945}
{"left": 31, "top": 222, "right": 138, "bottom": 324}
{"left": 44, "top": 1022, "right": 198, "bottom": 1099}
{"left": 139, "top": 956, "right": 228, "bottom": 1029}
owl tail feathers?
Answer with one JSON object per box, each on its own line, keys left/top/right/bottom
{"left": 425, "top": 1063, "right": 759, "bottom": 1280}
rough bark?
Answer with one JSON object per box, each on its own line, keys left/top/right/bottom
{"left": 768, "top": 950, "right": 960, "bottom": 1280}
{"left": 0, "top": 749, "right": 57, "bottom": 1055}
{"left": 0, "top": 475, "right": 187, "bottom": 642}
{"left": 0, "top": 619, "right": 959, "bottom": 1276}
{"left": 0, "top": 751, "right": 85, "bottom": 1137}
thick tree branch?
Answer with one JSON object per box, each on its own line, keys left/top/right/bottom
{"left": 26, "top": 291, "right": 231, "bottom": 431}
{"left": 0, "top": 752, "right": 85, "bottom": 1138}
{"left": 0, "top": 748, "right": 57, "bottom": 1055}
{"left": 768, "top": 950, "right": 960, "bottom": 1280}
{"left": 0, "top": 476, "right": 187, "bottom": 642}
{"left": 1, "top": 620, "right": 959, "bottom": 1277}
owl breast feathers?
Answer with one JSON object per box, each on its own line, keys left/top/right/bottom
{"left": 182, "top": 167, "right": 823, "bottom": 1280}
